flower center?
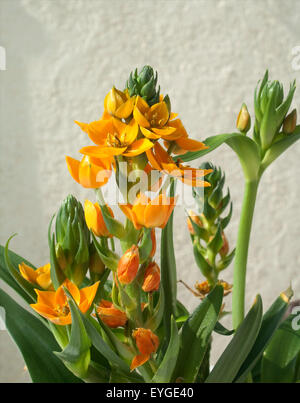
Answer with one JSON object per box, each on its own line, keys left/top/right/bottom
{"left": 55, "top": 303, "right": 70, "bottom": 317}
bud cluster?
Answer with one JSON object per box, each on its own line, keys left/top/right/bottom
{"left": 187, "top": 162, "right": 235, "bottom": 287}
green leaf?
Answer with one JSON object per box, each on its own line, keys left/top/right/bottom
{"left": 214, "top": 321, "right": 234, "bottom": 336}
{"left": 55, "top": 295, "right": 91, "bottom": 379}
{"left": 0, "top": 288, "right": 81, "bottom": 383}
{"left": 138, "top": 227, "right": 153, "bottom": 263}
{"left": 207, "top": 223, "right": 223, "bottom": 255}
{"left": 261, "top": 311, "right": 300, "bottom": 383}
{"left": 160, "top": 180, "right": 177, "bottom": 340}
{"left": 0, "top": 245, "right": 35, "bottom": 303}
{"left": 180, "top": 133, "right": 261, "bottom": 181}
{"left": 144, "top": 285, "right": 165, "bottom": 331}
{"left": 71, "top": 301, "right": 134, "bottom": 379}
{"left": 174, "top": 285, "right": 224, "bottom": 382}
{"left": 260, "top": 126, "right": 300, "bottom": 174}
{"left": 3, "top": 236, "right": 37, "bottom": 302}
{"left": 206, "top": 295, "right": 263, "bottom": 383}
{"left": 91, "top": 233, "right": 119, "bottom": 271}
{"left": 235, "top": 288, "right": 292, "bottom": 382}
{"left": 152, "top": 317, "right": 180, "bottom": 383}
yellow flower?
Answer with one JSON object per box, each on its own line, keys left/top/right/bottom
{"left": 66, "top": 155, "right": 112, "bottom": 188}
{"left": 30, "top": 279, "right": 99, "bottom": 326}
{"left": 130, "top": 328, "right": 160, "bottom": 370}
{"left": 19, "top": 262, "right": 53, "bottom": 290}
{"left": 119, "top": 192, "right": 177, "bottom": 230}
{"left": 78, "top": 117, "right": 154, "bottom": 159}
{"left": 104, "top": 87, "right": 134, "bottom": 119}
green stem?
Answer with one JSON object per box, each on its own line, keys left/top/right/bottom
{"left": 232, "top": 179, "right": 259, "bottom": 329}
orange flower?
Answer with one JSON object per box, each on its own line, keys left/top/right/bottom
{"left": 119, "top": 193, "right": 177, "bottom": 230}
{"left": 142, "top": 262, "right": 160, "bottom": 292}
{"left": 84, "top": 200, "right": 114, "bottom": 237}
{"left": 19, "top": 262, "right": 53, "bottom": 290}
{"left": 30, "top": 279, "right": 99, "bottom": 326}
{"left": 104, "top": 87, "right": 134, "bottom": 119}
{"left": 133, "top": 96, "right": 178, "bottom": 140}
{"left": 78, "top": 117, "right": 154, "bottom": 159}
{"left": 96, "top": 299, "right": 127, "bottom": 328}
{"left": 117, "top": 245, "right": 140, "bottom": 284}
{"left": 66, "top": 155, "right": 112, "bottom": 188}
{"left": 131, "top": 328, "right": 159, "bottom": 370}
{"left": 146, "top": 142, "right": 212, "bottom": 187}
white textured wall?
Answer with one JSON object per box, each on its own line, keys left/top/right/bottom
{"left": 0, "top": 0, "right": 300, "bottom": 382}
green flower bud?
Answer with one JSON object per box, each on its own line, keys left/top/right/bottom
{"left": 282, "top": 108, "right": 297, "bottom": 134}
{"left": 254, "top": 70, "right": 296, "bottom": 150}
{"left": 236, "top": 103, "right": 251, "bottom": 134}
{"left": 126, "top": 65, "right": 160, "bottom": 105}
{"left": 54, "top": 194, "right": 90, "bottom": 285}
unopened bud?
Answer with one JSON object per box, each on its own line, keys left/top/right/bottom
{"left": 142, "top": 261, "right": 160, "bottom": 292}
{"left": 96, "top": 299, "right": 127, "bottom": 328}
{"left": 219, "top": 232, "right": 229, "bottom": 258}
{"left": 84, "top": 200, "right": 113, "bottom": 238}
{"left": 282, "top": 109, "right": 297, "bottom": 134}
{"left": 236, "top": 103, "right": 251, "bottom": 133}
{"left": 117, "top": 245, "right": 139, "bottom": 284}
{"left": 187, "top": 210, "right": 202, "bottom": 235}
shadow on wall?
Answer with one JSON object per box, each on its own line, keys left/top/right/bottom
{"left": 0, "top": 1, "right": 48, "bottom": 259}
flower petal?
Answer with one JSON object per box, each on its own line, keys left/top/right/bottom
{"left": 80, "top": 146, "right": 127, "bottom": 158}
{"left": 123, "top": 138, "right": 154, "bottom": 157}
{"left": 175, "top": 137, "right": 208, "bottom": 152}
{"left": 66, "top": 156, "right": 80, "bottom": 184}
{"left": 130, "top": 354, "right": 150, "bottom": 371}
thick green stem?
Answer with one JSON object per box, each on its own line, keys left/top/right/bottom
{"left": 232, "top": 179, "right": 259, "bottom": 329}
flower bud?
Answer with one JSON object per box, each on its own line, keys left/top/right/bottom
{"left": 96, "top": 299, "right": 127, "bottom": 328}
{"left": 84, "top": 200, "right": 113, "bottom": 237}
{"left": 89, "top": 248, "right": 105, "bottom": 282}
{"left": 126, "top": 65, "right": 160, "bottom": 106}
{"left": 187, "top": 210, "right": 202, "bottom": 235}
{"left": 254, "top": 70, "right": 296, "bottom": 150}
{"left": 131, "top": 328, "right": 160, "bottom": 370}
{"left": 236, "top": 103, "right": 251, "bottom": 133}
{"left": 133, "top": 328, "right": 160, "bottom": 355}
{"left": 282, "top": 109, "right": 297, "bottom": 134}
{"left": 104, "top": 87, "right": 133, "bottom": 119}
{"left": 142, "top": 262, "right": 160, "bottom": 292}
{"left": 219, "top": 232, "right": 229, "bottom": 258}
{"left": 117, "top": 245, "right": 139, "bottom": 284}
{"left": 54, "top": 195, "right": 90, "bottom": 286}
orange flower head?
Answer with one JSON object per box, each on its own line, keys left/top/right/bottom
{"left": 19, "top": 262, "right": 53, "bottom": 290}
{"left": 142, "top": 262, "right": 160, "bottom": 292}
{"left": 146, "top": 142, "right": 212, "bottom": 187}
{"left": 78, "top": 116, "right": 154, "bottom": 159}
{"left": 84, "top": 199, "right": 114, "bottom": 237}
{"left": 104, "top": 87, "right": 134, "bottom": 119}
{"left": 119, "top": 192, "right": 177, "bottom": 230}
{"left": 96, "top": 299, "right": 127, "bottom": 328}
{"left": 30, "top": 279, "right": 99, "bottom": 326}
{"left": 131, "top": 328, "right": 160, "bottom": 370}
{"left": 66, "top": 155, "right": 112, "bottom": 188}
{"left": 117, "top": 245, "right": 140, "bottom": 284}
